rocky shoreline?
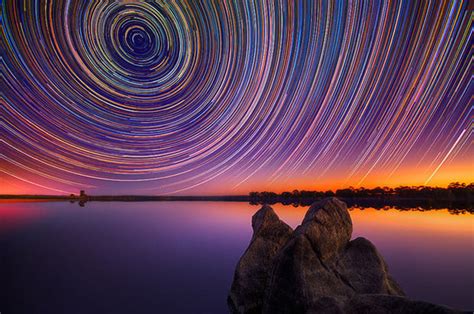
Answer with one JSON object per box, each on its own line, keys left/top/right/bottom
{"left": 228, "top": 197, "right": 465, "bottom": 313}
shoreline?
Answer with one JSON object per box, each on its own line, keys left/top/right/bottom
{"left": 0, "top": 194, "right": 250, "bottom": 202}
{"left": 1, "top": 194, "right": 472, "bottom": 211}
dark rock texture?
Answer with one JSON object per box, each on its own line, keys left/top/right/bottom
{"left": 228, "top": 205, "right": 293, "bottom": 313}
{"left": 344, "top": 295, "right": 463, "bottom": 314}
{"left": 229, "top": 197, "right": 463, "bottom": 313}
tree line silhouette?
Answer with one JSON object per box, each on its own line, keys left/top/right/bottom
{"left": 249, "top": 182, "right": 473, "bottom": 208}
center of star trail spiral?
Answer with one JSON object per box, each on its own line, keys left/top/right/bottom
{"left": 1, "top": 1, "right": 472, "bottom": 195}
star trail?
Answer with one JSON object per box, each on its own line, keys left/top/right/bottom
{"left": 1, "top": 1, "right": 472, "bottom": 195}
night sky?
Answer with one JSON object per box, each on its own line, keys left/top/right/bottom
{"left": 1, "top": 1, "right": 472, "bottom": 195}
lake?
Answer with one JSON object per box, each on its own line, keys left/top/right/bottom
{"left": 1, "top": 201, "right": 473, "bottom": 313}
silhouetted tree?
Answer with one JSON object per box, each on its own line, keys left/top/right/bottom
{"left": 249, "top": 182, "right": 473, "bottom": 207}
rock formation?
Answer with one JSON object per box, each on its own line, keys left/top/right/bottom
{"left": 228, "top": 197, "right": 462, "bottom": 313}
{"left": 228, "top": 205, "right": 293, "bottom": 313}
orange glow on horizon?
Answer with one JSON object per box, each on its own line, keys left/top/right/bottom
{"left": 1, "top": 155, "right": 472, "bottom": 195}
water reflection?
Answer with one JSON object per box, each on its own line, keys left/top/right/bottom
{"left": 0, "top": 200, "right": 472, "bottom": 313}
{"left": 348, "top": 205, "right": 472, "bottom": 215}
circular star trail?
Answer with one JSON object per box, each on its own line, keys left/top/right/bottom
{"left": 1, "top": 1, "right": 472, "bottom": 194}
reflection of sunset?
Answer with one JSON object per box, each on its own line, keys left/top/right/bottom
{"left": 1, "top": 201, "right": 472, "bottom": 243}
{"left": 0, "top": 200, "right": 49, "bottom": 232}
{"left": 269, "top": 204, "right": 309, "bottom": 228}
{"left": 0, "top": 200, "right": 474, "bottom": 308}
{"left": 183, "top": 202, "right": 311, "bottom": 230}
{"left": 0, "top": 200, "right": 474, "bottom": 253}
{"left": 350, "top": 208, "right": 473, "bottom": 238}
{"left": 165, "top": 202, "right": 474, "bottom": 244}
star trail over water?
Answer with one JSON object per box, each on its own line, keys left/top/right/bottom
{"left": 1, "top": 1, "right": 472, "bottom": 195}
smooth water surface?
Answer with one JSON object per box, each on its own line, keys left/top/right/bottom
{"left": 1, "top": 201, "right": 473, "bottom": 313}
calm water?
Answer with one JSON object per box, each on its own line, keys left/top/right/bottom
{"left": 0, "top": 201, "right": 473, "bottom": 313}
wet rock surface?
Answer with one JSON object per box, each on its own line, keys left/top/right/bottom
{"left": 229, "top": 198, "right": 463, "bottom": 313}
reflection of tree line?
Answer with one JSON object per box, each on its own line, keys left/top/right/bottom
{"left": 249, "top": 182, "right": 473, "bottom": 213}
{"left": 347, "top": 205, "right": 472, "bottom": 215}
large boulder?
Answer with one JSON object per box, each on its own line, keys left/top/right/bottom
{"left": 229, "top": 198, "right": 464, "bottom": 313}
{"left": 228, "top": 205, "right": 293, "bottom": 313}
{"left": 264, "top": 198, "right": 402, "bottom": 313}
